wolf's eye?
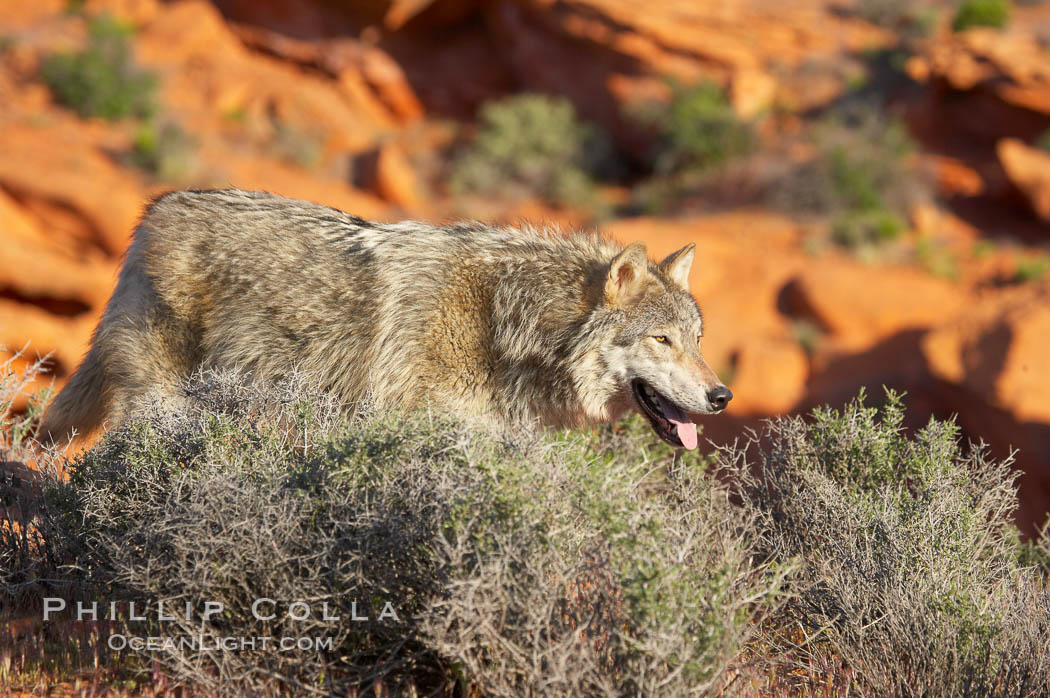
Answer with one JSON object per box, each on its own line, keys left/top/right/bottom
{"left": 653, "top": 335, "right": 669, "bottom": 344}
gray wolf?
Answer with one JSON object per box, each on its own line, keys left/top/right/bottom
{"left": 40, "top": 189, "right": 731, "bottom": 449}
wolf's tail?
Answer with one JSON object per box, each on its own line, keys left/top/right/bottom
{"left": 38, "top": 341, "right": 110, "bottom": 444}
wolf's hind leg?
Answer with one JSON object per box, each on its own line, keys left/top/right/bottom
{"left": 37, "top": 339, "right": 110, "bottom": 444}
{"left": 39, "top": 240, "right": 199, "bottom": 443}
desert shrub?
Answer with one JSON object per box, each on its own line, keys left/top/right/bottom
{"left": 1037, "top": 128, "right": 1050, "bottom": 152}
{"left": 1015, "top": 518, "right": 1050, "bottom": 576}
{"left": 129, "top": 120, "right": 197, "bottom": 182}
{"left": 646, "top": 81, "right": 754, "bottom": 175}
{"left": 857, "top": 0, "right": 913, "bottom": 25}
{"left": 831, "top": 207, "right": 905, "bottom": 250}
{"left": 0, "top": 351, "right": 52, "bottom": 465}
{"left": 856, "top": 0, "right": 940, "bottom": 36}
{"left": 8, "top": 367, "right": 1049, "bottom": 695}
{"left": 1012, "top": 253, "right": 1050, "bottom": 283}
{"left": 270, "top": 119, "right": 324, "bottom": 169}
{"left": 916, "top": 234, "right": 961, "bottom": 280}
{"left": 41, "top": 13, "right": 157, "bottom": 121}
{"left": 627, "top": 81, "right": 756, "bottom": 214}
{"left": 450, "top": 93, "right": 607, "bottom": 207}
{"left": 3, "top": 370, "right": 785, "bottom": 696}
{"left": 953, "top": 0, "right": 1010, "bottom": 31}
{"left": 724, "top": 389, "right": 1050, "bottom": 696}
{"left": 778, "top": 103, "right": 923, "bottom": 255}
{"left": 0, "top": 352, "right": 56, "bottom": 651}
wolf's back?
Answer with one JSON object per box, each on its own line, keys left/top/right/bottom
{"left": 39, "top": 188, "right": 622, "bottom": 442}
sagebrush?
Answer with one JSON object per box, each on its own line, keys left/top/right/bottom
{"left": 450, "top": 93, "right": 608, "bottom": 207}
{"left": 729, "top": 390, "right": 1050, "bottom": 697}
{"left": 775, "top": 102, "right": 926, "bottom": 256}
{"left": 3, "top": 371, "right": 1049, "bottom": 696}
{"left": 628, "top": 80, "right": 755, "bottom": 214}
{"left": 41, "top": 13, "right": 157, "bottom": 121}
{"left": 953, "top": 0, "right": 1010, "bottom": 32}
{"left": 3, "top": 370, "right": 783, "bottom": 696}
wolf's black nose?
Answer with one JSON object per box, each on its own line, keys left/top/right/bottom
{"left": 707, "top": 385, "right": 733, "bottom": 410}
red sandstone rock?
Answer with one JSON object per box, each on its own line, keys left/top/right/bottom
{"left": 920, "top": 27, "right": 1050, "bottom": 117}
{"left": 923, "top": 281, "right": 1050, "bottom": 425}
{"left": 488, "top": 0, "right": 891, "bottom": 153}
{"left": 228, "top": 22, "right": 423, "bottom": 124}
{"left": 731, "top": 68, "right": 777, "bottom": 119}
{"left": 0, "top": 189, "right": 117, "bottom": 308}
{"left": 778, "top": 260, "right": 967, "bottom": 353}
{"left": 928, "top": 154, "right": 985, "bottom": 198}
{"left": 0, "top": 124, "right": 145, "bottom": 256}
{"left": 725, "top": 338, "right": 810, "bottom": 415}
{"left": 136, "top": 1, "right": 392, "bottom": 157}
{"left": 0, "top": 300, "right": 97, "bottom": 378}
{"left": 374, "top": 142, "right": 424, "bottom": 211}
{"left": 997, "top": 138, "right": 1050, "bottom": 223}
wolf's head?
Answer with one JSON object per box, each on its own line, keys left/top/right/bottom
{"left": 590, "top": 241, "right": 731, "bottom": 450}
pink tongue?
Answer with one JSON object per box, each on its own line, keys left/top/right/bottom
{"left": 655, "top": 393, "right": 698, "bottom": 450}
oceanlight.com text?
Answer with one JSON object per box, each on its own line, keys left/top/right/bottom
{"left": 107, "top": 634, "right": 337, "bottom": 653}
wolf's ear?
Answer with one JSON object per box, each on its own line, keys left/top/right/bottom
{"left": 659, "top": 243, "right": 695, "bottom": 290}
{"left": 605, "top": 241, "right": 649, "bottom": 305}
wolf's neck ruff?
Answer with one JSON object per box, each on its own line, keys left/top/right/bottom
{"left": 39, "top": 189, "right": 731, "bottom": 447}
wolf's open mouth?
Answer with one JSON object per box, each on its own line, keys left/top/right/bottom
{"left": 631, "top": 379, "right": 698, "bottom": 450}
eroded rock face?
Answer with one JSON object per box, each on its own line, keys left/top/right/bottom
{"left": 484, "top": 0, "right": 891, "bottom": 153}
{"left": 923, "top": 281, "right": 1050, "bottom": 425}
{"left": 919, "top": 280, "right": 1050, "bottom": 533}
{"left": 0, "top": 0, "right": 395, "bottom": 423}
{"left": 0, "top": 123, "right": 146, "bottom": 256}
{"left": 778, "top": 263, "right": 967, "bottom": 353}
{"left": 918, "top": 27, "right": 1050, "bottom": 117}
{"left": 0, "top": 189, "right": 117, "bottom": 309}
{"left": 998, "top": 139, "right": 1050, "bottom": 223}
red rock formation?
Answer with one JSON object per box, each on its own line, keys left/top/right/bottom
{"left": 998, "top": 139, "right": 1050, "bottom": 223}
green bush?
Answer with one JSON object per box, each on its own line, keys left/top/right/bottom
{"left": 823, "top": 119, "right": 914, "bottom": 213}
{"left": 3, "top": 371, "right": 784, "bottom": 696}
{"left": 778, "top": 104, "right": 922, "bottom": 255}
{"left": 831, "top": 208, "right": 905, "bottom": 250}
{"left": 648, "top": 81, "right": 754, "bottom": 175}
{"left": 856, "top": 0, "right": 940, "bottom": 36}
{"left": 5, "top": 369, "right": 1048, "bottom": 695}
{"left": 450, "top": 93, "right": 606, "bottom": 207}
{"left": 915, "top": 235, "right": 961, "bottom": 280}
{"left": 129, "top": 121, "right": 197, "bottom": 181}
{"left": 626, "top": 81, "right": 755, "bottom": 214}
{"left": 952, "top": 0, "right": 1010, "bottom": 31}
{"left": 726, "top": 389, "right": 1050, "bottom": 696}
{"left": 1037, "top": 128, "right": 1050, "bottom": 152}
{"left": 0, "top": 351, "right": 51, "bottom": 465}
{"left": 857, "top": 0, "right": 913, "bottom": 25}
{"left": 41, "top": 13, "right": 157, "bottom": 120}
{"left": 1012, "top": 253, "right": 1050, "bottom": 283}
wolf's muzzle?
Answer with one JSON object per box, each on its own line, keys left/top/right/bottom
{"left": 707, "top": 385, "right": 733, "bottom": 411}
